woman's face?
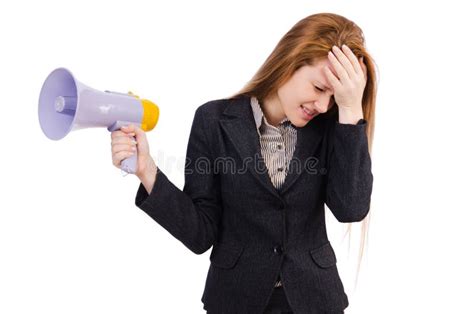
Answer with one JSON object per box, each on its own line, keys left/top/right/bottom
{"left": 276, "top": 57, "right": 337, "bottom": 127}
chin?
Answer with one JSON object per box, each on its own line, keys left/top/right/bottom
{"left": 290, "top": 119, "right": 309, "bottom": 128}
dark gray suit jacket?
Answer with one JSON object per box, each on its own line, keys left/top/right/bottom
{"left": 135, "top": 94, "right": 373, "bottom": 313}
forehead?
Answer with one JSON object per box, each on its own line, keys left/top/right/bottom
{"left": 295, "top": 58, "right": 335, "bottom": 85}
{"left": 306, "top": 57, "right": 334, "bottom": 74}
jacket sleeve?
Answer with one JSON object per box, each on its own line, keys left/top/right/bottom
{"left": 325, "top": 117, "right": 374, "bottom": 222}
{"left": 134, "top": 106, "right": 222, "bottom": 254}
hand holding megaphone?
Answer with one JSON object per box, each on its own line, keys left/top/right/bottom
{"left": 110, "top": 123, "right": 156, "bottom": 178}
{"left": 38, "top": 68, "right": 160, "bottom": 174}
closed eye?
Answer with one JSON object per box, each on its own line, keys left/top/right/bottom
{"left": 314, "top": 85, "right": 324, "bottom": 92}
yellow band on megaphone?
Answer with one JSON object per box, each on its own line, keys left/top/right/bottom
{"left": 140, "top": 99, "right": 159, "bottom": 131}
{"left": 127, "top": 91, "right": 159, "bottom": 131}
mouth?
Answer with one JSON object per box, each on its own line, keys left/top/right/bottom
{"left": 300, "top": 105, "right": 317, "bottom": 119}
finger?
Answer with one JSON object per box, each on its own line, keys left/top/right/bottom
{"left": 324, "top": 65, "right": 341, "bottom": 91}
{"left": 128, "top": 125, "right": 145, "bottom": 143}
{"left": 112, "top": 136, "right": 137, "bottom": 146}
{"left": 111, "top": 135, "right": 135, "bottom": 146}
{"left": 129, "top": 123, "right": 144, "bottom": 135}
{"left": 111, "top": 140, "right": 137, "bottom": 153}
{"left": 122, "top": 124, "right": 144, "bottom": 139}
{"left": 112, "top": 143, "right": 137, "bottom": 155}
{"left": 113, "top": 150, "right": 136, "bottom": 167}
{"left": 332, "top": 45, "right": 356, "bottom": 77}
{"left": 329, "top": 46, "right": 352, "bottom": 82}
{"left": 111, "top": 130, "right": 130, "bottom": 139}
{"left": 341, "top": 44, "right": 363, "bottom": 78}
{"left": 113, "top": 130, "right": 135, "bottom": 140}
{"left": 120, "top": 124, "right": 137, "bottom": 133}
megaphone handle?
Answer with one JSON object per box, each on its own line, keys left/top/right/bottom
{"left": 121, "top": 149, "right": 138, "bottom": 174}
{"left": 108, "top": 121, "right": 141, "bottom": 174}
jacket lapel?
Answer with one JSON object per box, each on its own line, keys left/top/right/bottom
{"left": 219, "top": 96, "right": 325, "bottom": 198}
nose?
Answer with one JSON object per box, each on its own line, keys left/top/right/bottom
{"left": 313, "top": 93, "right": 335, "bottom": 113}
{"left": 312, "top": 100, "right": 330, "bottom": 114}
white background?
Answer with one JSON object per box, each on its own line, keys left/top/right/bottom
{"left": 1, "top": 1, "right": 473, "bottom": 313}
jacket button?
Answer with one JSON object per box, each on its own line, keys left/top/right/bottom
{"left": 279, "top": 201, "right": 286, "bottom": 210}
{"left": 273, "top": 245, "right": 283, "bottom": 255}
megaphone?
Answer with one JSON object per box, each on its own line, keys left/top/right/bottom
{"left": 38, "top": 67, "right": 159, "bottom": 174}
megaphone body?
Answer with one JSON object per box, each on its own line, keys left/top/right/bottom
{"left": 38, "top": 67, "right": 159, "bottom": 174}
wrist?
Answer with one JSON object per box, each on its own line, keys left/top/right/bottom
{"left": 338, "top": 106, "right": 364, "bottom": 125}
{"left": 136, "top": 156, "right": 157, "bottom": 181}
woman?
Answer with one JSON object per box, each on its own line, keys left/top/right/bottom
{"left": 111, "top": 12, "right": 376, "bottom": 314}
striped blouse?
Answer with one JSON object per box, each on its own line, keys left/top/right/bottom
{"left": 250, "top": 96, "right": 298, "bottom": 190}
{"left": 250, "top": 96, "right": 297, "bottom": 288}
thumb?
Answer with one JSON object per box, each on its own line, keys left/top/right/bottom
{"left": 127, "top": 123, "right": 145, "bottom": 139}
{"left": 126, "top": 124, "right": 147, "bottom": 151}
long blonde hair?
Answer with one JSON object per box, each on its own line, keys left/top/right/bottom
{"left": 226, "top": 12, "right": 378, "bottom": 287}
